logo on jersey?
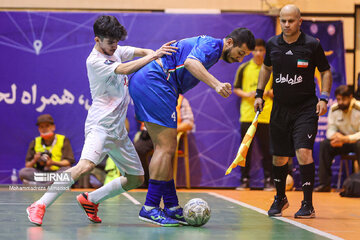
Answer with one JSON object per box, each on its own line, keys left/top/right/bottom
{"left": 104, "top": 60, "right": 116, "bottom": 65}
{"left": 285, "top": 50, "right": 293, "bottom": 55}
{"left": 297, "top": 59, "right": 308, "bottom": 68}
{"left": 307, "top": 134, "right": 313, "bottom": 139}
{"left": 302, "top": 182, "right": 311, "bottom": 187}
{"left": 275, "top": 74, "right": 303, "bottom": 85}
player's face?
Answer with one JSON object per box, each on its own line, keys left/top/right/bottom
{"left": 252, "top": 45, "right": 265, "bottom": 64}
{"left": 280, "top": 12, "right": 302, "bottom": 37}
{"left": 223, "top": 43, "right": 251, "bottom": 63}
{"left": 336, "top": 95, "right": 352, "bottom": 111}
{"left": 97, "top": 37, "right": 119, "bottom": 56}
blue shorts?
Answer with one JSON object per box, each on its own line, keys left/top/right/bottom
{"left": 129, "top": 60, "right": 178, "bottom": 128}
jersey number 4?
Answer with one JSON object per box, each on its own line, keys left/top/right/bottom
{"left": 171, "top": 112, "right": 176, "bottom": 122}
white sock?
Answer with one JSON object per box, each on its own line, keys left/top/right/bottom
{"left": 144, "top": 205, "right": 155, "bottom": 211}
{"left": 169, "top": 206, "right": 180, "bottom": 211}
{"left": 88, "top": 177, "right": 125, "bottom": 204}
{"left": 37, "top": 178, "right": 75, "bottom": 207}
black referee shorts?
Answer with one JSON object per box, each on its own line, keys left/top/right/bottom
{"left": 269, "top": 97, "right": 319, "bottom": 157}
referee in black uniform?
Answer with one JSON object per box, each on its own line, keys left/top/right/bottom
{"left": 254, "top": 4, "right": 332, "bottom": 218}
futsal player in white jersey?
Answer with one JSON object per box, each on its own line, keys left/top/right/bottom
{"left": 26, "top": 15, "right": 177, "bottom": 226}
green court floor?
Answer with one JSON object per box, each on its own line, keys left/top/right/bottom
{"left": 0, "top": 191, "right": 337, "bottom": 240}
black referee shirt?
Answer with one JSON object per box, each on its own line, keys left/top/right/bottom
{"left": 264, "top": 31, "right": 330, "bottom": 106}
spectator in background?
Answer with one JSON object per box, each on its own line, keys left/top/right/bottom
{"left": 134, "top": 94, "right": 194, "bottom": 187}
{"left": 315, "top": 85, "right": 360, "bottom": 192}
{"left": 233, "top": 38, "right": 274, "bottom": 190}
{"left": 19, "top": 114, "right": 75, "bottom": 184}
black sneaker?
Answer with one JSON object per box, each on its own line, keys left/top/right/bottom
{"left": 294, "top": 201, "right": 315, "bottom": 219}
{"left": 314, "top": 184, "right": 331, "bottom": 192}
{"left": 268, "top": 195, "right": 289, "bottom": 217}
{"left": 264, "top": 178, "right": 275, "bottom": 191}
{"left": 236, "top": 178, "right": 249, "bottom": 190}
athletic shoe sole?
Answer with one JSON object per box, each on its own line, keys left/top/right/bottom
{"left": 76, "top": 195, "right": 101, "bottom": 223}
{"left": 138, "top": 216, "right": 179, "bottom": 227}
{"left": 26, "top": 208, "right": 42, "bottom": 226}
{"left": 294, "top": 212, "right": 316, "bottom": 219}
{"left": 268, "top": 202, "right": 290, "bottom": 217}
{"left": 176, "top": 219, "right": 188, "bottom": 225}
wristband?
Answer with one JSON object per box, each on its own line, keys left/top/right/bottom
{"left": 255, "top": 89, "right": 264, "bottom": 99}
{"left": 319, "top": 92, "right": 329, "bottom": 104}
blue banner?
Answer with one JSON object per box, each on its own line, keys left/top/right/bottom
{"left": 0, "top": 11, "right": 275, "bottom": 186}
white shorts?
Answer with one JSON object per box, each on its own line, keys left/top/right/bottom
{"left": 80, "top": 128, "right": 144, "bottom": 176}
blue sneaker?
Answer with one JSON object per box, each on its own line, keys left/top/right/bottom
{"left": 139, "top": 206, "right": 179, "bottom": 227}
{"left": 164, "top": 206, "right": 188, "bottom": 225}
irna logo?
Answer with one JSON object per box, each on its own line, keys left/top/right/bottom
{"left": 34, "top": 172, "right": 71, "bottom": 182}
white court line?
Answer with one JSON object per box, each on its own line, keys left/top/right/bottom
{"left": 208, "top": 192, "right": 343, "bottom": 240}
{"left": 122, "top": 192, "right": 141, "bottom": 205}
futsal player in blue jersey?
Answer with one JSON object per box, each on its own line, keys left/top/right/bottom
{"left": 129, "top": 28, "right": 255, "bottom": 226}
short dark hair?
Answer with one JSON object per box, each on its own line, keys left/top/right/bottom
{"left": 255, "top": 38, "right": 266, "bottom": 47}
{"left": 335, "top": 85, "right": 353, "bottom": 97}
{"left": 226, "top": 28, "right": 255, "bottom": 50}
{"left": 93, "top": 15, "right": 127, "bottom": 41}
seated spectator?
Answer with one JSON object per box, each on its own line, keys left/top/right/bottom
{"left": 134, "top": 94, "right": 194, "bottom": 187}
{"left": 19, "top": 114, "right": 75, "bottom": 184}
{"left": 315, "top": 85, "right": 360, "bottom": 192}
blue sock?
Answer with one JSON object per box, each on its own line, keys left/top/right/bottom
{"left": 144, "top": 179, "right": 164, "bottom": 207}
{"left": 163, "top": 180, "right": 179, "bottom": 209}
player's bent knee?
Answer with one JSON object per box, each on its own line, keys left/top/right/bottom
{"left": 76, "top": 159, "right": 96, "bottom": 175}
{"left": 124, "top": 175, "right": 144, "bottom": 190}
{"left": 131, "top": 175, "right": 144, "bottom": 188}
{"left": 135, "top": 175, "right": 144, "bottom": 187}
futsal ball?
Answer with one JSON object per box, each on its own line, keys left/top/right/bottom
{"left": 286, "top": 174, "right": 294, "bottom": 191}
{"left": 183, "top": 198, "right": 211, "bottom": 227}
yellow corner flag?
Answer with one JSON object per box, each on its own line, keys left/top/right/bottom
{"left": 225, "top": 111, "right": 260, "bottom": 175}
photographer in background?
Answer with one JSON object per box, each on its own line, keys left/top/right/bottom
{"left": 19, "top": 114, "right": 75, "bottom": 184}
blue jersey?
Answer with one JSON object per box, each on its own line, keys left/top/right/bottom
{"left": 161, "top": 36, "right": 223, "bottom": 94}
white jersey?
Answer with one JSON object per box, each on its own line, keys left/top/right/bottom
{"left": 85, "top": 45, "right": 135, "bottom": 138}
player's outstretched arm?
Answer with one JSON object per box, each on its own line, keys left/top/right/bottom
{"left": 184, "top": 58, "right": 231, "bottom": 98}
{"left": 115, "top": 40, "right": 178, "bottom": 75}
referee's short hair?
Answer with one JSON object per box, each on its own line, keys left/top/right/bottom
{"left": 93, "top": 15, "right": 127, "bottom": 41}
{"left": 335, "top": 85, "right": 353, "bottom": 97}
{"left": 226, "top": 28, "right": 255, "bottom": 50}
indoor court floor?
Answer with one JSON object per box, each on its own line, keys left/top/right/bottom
{"left": 0, "top": 189, "right": 358, "bottom": 240}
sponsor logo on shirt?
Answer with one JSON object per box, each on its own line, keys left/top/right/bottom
{"left": 297, "top": 59, "right": 308, "bottom": 68}
{"left": 285, "top": 50, "right": 293, "bottom": 55}
{"left": 104, "top": 59, "right": 116, "bottom": 65}
{"left": 275, "top": 73, "right": 303, "bottom": 85}
{"left": 302, "top": 182, "right": 311, "bottom": 187}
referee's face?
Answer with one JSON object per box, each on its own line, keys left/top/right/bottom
{"left": 280, "top": 11, "right": 302, "bottom": 38}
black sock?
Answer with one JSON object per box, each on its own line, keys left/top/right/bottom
{"left": 299, "top": 162, "right": 315, "bottom": 203}
{"left": 273, "top": 163, "right": 288, "bottom": 198}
